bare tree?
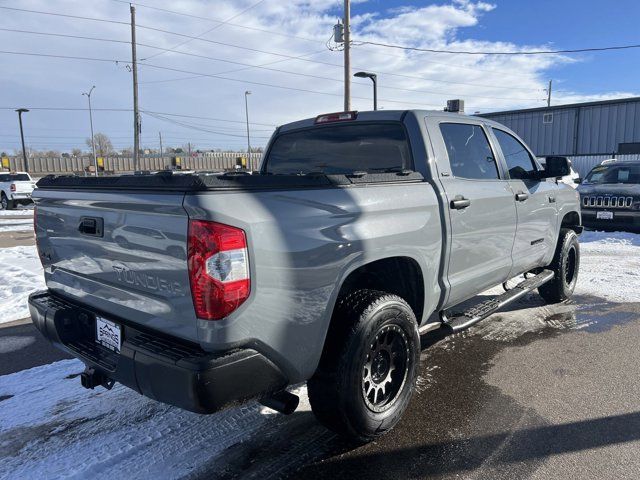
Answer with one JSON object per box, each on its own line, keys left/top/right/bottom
{"left": 71, "top": 148, "right": 82, "bottom": 157}
{"left": 86, "top": 133, "right": 113, "bottom": 157}
{"left": 43, "top": 150, "right": 61, "bottom": 158}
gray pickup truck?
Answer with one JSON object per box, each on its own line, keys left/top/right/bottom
{"left": 29, "top": 110, "right": 582, "bottom": 441}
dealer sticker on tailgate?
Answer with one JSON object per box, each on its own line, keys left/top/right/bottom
{"left": 96, "top": 317, "right": 122, "bottom": 353}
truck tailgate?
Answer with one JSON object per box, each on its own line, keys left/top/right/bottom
{"left": 13, "top": 180, "right": 35, "bottom": 194}
{"left": 34, "top": 189, "right": 198, "bottom": 342}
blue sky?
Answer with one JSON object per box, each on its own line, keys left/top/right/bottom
{"left": 1, "top": 0, "right": 638, "bottom": 154}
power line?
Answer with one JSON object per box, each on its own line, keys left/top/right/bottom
{"left": 0, "top": 50, "right": 443, "bottom": 107}
{"left": 1, "top": 28, "right": 537, "bottom": 95}
{"left": 137, "top": 62, "right": 443, "bottom": 107}
{"left": 139, "top": 48, "right": 328, "bottom": 85}
{"left": 106, "top": 0, "right": 320, "bottom": 45}
{"left": 355, "top": 40, "right": 640, "bottom": 56}
{"left": 0, "top": 6, "right": 129, "bottom": 25}
{"left": 141, "top": 0, "right": 267, "bottom": 61}
{"left": 145, "top": 112, "right": 273, "bottom": 139}
{"left": 0, "top": 106, "right": 278, "bottom": 127}
{"left": 0, "top": 9, "right": 543, "bottom": 92}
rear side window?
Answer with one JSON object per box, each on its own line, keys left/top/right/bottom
{"left": 439, "top": 123, "right": 499, "bottom": 180}
{"left": 0, "top": 174, "right": 30, "bottom": 181}
{"left": 493, "top": 129, "right": 537, "bottom": 180}
{"left": 263, "top": 123, "right": 413, "bottom": 175}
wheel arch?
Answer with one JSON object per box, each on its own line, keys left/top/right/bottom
{"left": 560, "top": 210, "right": 583, "bottom": 234}
{"left": 333, "top": 256, "right": 425, "bottom": 325}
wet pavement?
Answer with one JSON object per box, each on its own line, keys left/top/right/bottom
{"left": 2, "top": 292, "right": 639, "bottom": 479}
{"left": 288, "top": 294, "right": 640, "bottom": 479}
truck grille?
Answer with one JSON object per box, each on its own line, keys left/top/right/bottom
{"left": 582, "top": 195, "right": 633, "bottom": 209}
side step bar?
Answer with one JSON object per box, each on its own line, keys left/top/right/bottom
{"left": 440, "top": 269, "right": 554, "bottom": 333}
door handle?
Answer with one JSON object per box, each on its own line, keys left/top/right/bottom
{"left": 450, "top": 197, "right": 471, "bottom": 210}
{"left": 548, "top": 195, "right": 556, "bottom": 203}
{"left": 515, "top": 192, "right": 529, "bottom": 202}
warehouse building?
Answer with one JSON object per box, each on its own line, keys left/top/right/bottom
{"left": 480, "top": 97, "right": 640, "bottom": 176}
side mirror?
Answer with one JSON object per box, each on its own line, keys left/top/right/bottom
{"left": 573, "top": 177, "right": 582, "bottom": 184}
{"left": 541, "top": 156, "right": 571, "bottom": 178}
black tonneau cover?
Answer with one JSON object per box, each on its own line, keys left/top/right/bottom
{"left": 36, "top": 171, "right": 424, "bottom": 191}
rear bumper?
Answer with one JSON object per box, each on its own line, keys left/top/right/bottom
{"left": 29, "top": 290, "right": 287, "bottom": 414}
{"left": 10, "top": 192, "right": 32, "bottom": 201}
{"left": 581, "top": 209, "right": 640, "bottom": 232}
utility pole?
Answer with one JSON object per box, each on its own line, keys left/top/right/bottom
{"left": 130, "top": 4, "right": 140, "bottom": 171}
{"left": 15, "top": 108, "right": 29, "bottom": 172}
{"left": 546, "top": 79, "right": 552, "bottom": 107}
{"left": 82, "top": 86, "right": 98, "bottom": 176}
{"left": 343, "top": 0, "right": 351, "bottom": 111}
{"left": 159, "top": 131, "right": 163, "bottom": 160}
{"left": 244, "top": 91, "right": 251, "bottom": 167}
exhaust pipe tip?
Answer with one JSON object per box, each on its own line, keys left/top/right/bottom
{"left": 260, "top": 390, "right": 299, "bottom": 415}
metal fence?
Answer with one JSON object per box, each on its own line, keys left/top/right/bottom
{"left": 3, "top": 152, "right": 638, "bottom": 180}
{"left": 1, "top": 152, "right": 263, "bottom": 176}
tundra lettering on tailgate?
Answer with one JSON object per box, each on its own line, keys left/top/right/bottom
{"left": 113, "top": 265, "right": 183, "bottom": 295}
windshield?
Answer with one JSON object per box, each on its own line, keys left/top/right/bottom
{"left": 584, "top": 164, "right": 640, "bottom": 185}
{"left": 263, "top": 123, "right": 413, "bottom": 175}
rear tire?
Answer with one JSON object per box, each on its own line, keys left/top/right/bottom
{"left": 307, "top": 289, "right": 420, "bottom": 442}
{"left": 1, "top": 194, "right": 13, "bottom": 210}
{"left": 538, "top": 228, "right": 580, "bottom": 303}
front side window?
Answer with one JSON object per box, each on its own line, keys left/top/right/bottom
{"left": 263, "top": 123, "right": 412, "bottom": 175}
{"left": 439, "top": 123, "right": 499, "bottom": 180}
{"left": 493, "top": 129, "right": 537, "bottom": 180}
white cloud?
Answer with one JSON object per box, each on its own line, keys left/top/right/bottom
{"left": 0, "top": 0, "right": 634, "bottom": 153}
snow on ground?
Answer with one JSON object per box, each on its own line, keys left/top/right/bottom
{"left": 577, "top": 230, "right": 640, "bottom": 302}
{"left": 0, "top": 219, "right": 34, "bottom": 232}
{"left": 0, "top": 246, "right": 45, "bottom": 324}
{"left": 0, "top": 358, "right": 310, "bottom": 480}
{"left": 0, "top": 206, "right": 34, "bottom": 216}
{"left": 0, "top": 230, "right": 638, "bottom": 479}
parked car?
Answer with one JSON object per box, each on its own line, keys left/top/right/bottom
{"left": 0, "top": 171, "right": 36, "bottom": 209}
{"left": 29, "top": 110, "right": 582, "bottom": 441}
{"left": 577, "top": 160, "right": 640, "bottom": 232}
{"left": 538, "top": 157, "right": 580, "bottom": 188}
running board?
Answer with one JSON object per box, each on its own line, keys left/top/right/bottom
{"left": 440, "top": 269, "right": 555, "bottom": 333}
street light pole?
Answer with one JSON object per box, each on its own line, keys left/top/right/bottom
{"left": 354, "top": 71, "right": 378, "bottom": 110}
{"left": 15, "top": 108, "right": 29, "bottom": 172}
{"left": 244, "top": 90, "right": 251, "bottom": 168}
{"left": 82, "top": 86, "right": 98, "bottom": 176}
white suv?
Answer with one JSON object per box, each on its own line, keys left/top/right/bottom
{"left": 0, "top": 171, "right": 36, "bottom": 210}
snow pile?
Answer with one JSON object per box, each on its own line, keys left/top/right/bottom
{"left": 0, "top": 245, "right": 45, "bottom": 324}
{"left": 577, "top": 230, "right": 640, "bottom": 302}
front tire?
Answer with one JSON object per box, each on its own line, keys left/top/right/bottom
{"left": 538, "top": 228, "right": 580, "bottom": 303}
{"left": 308, "top": 289, "right": 420, "bottom": 442}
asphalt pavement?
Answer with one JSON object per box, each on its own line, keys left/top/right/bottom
{"left": 2, "top": 219, "right": 640, "bottom": 479}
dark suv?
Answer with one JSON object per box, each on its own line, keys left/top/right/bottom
{"left": 578, "top": 160, "right": 640, "bottom": 232}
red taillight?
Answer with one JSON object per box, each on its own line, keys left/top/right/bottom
{"left": 187, "top": 220, "right": 250, "bottom": 320}
{"left": 10, "top": 183, "right": 16, "bottom": 192}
